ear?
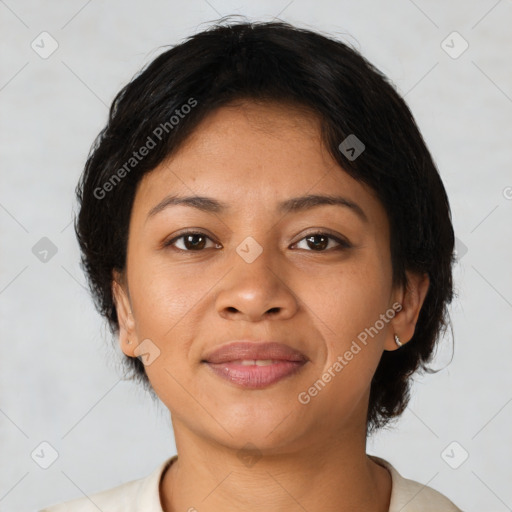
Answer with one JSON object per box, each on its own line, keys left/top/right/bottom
{"left": 384, "top": 270, "right": 430, "bottom": 351}
{"left": 112, "top": 270, "right": 139, "bottom": 358}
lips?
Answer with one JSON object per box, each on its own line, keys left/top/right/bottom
{"left": 203, "top": 341, "right": 308, "bottom": 389}
{"left": 203, "top": 341, "right": 308, "bottom": 364}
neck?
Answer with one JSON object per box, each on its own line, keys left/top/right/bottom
{"left": 160, "top": 421, "right": 391, "bottom": 512}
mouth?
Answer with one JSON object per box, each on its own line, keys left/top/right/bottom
{"left": 202, "top": 341, "right": 309, "bottom": 389}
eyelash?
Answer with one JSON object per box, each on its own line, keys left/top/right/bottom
{"left": 164, "top": 230, "right": 352, "bottom": 253}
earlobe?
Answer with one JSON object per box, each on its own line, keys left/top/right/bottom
{"left": 385, "top": 271, "right": 430, "bottom": 351}
{"left": 111, "top": 271, "right": 138, "bottom": 357}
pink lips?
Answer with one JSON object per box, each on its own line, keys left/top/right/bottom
{"left": 203, "top": 341, "right": 308, "bottom": 389}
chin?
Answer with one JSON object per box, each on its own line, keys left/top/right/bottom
{"left": 211, "top": 401, "right": 311, "bottom": 452}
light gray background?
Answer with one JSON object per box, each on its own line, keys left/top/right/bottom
{"left": 1, "top": 1, "right": 511, "bottom": 511}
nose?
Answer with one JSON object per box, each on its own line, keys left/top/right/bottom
{"left": 215, "top": 245, "right": 299, "bottom": 322}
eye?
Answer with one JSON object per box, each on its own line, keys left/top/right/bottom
{"left": 292, "top": 232, "right": 351, "bottom": 252}
{"left": 164, "top": 230, "right": 351, "bottom": 253}
{"left": 164, "top": 231, "right": 221, "bottom": 251}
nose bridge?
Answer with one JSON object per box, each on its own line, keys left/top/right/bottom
{"left": 215, "top": 234, "right": 298, "bottom": 320}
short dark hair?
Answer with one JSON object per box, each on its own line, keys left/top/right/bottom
{"left": 75, "top": 18, "right": 455, "bottom": 435}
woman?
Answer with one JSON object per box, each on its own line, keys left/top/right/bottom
{"left": 41, "top": 19, "right": 463, "bottom": 512}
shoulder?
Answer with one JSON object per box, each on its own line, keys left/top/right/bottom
{"left": 39, "top": 456, "right": 176, "bottom": 512}
{"left": 369, "top": 455, "right": 463, "bottom": 512}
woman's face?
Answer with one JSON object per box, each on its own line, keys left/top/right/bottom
{"left": 113, "top": 101, "right": 421, "bottom": 453}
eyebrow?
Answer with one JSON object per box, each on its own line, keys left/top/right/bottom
{"left": 146, "top": 193, "right": 368, "bottom": 223}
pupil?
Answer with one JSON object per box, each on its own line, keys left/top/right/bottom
{"left": 307, "top": 235, "right": 328, "bottom": 251}
{"left": 186, "top": 234, "right": 205, "bottom": 250}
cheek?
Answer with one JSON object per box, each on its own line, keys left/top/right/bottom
{"left": 319, "top": 253, "right": 391, "bottom": 332}
{"left": 128, "top": 264, "right": 202, "bottom": 405}
{"left": 129, "top": 258, "right": 202, "bottom": 333}
{"left": 313, "top": 253, "right": 391, "bottom": 382}
{"left": 127, "top": 257, "right": 221, "bottom": 374}
{"left": 298, "top": 273, "right": 390, "bottom": 424}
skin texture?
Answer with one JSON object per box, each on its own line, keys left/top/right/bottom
{"left": 112, "top": 100, "right": 430, "bottom": 512}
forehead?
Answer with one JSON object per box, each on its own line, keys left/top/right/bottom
{"left": 132, "top": 101, "right": 382, "bottom": 221}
